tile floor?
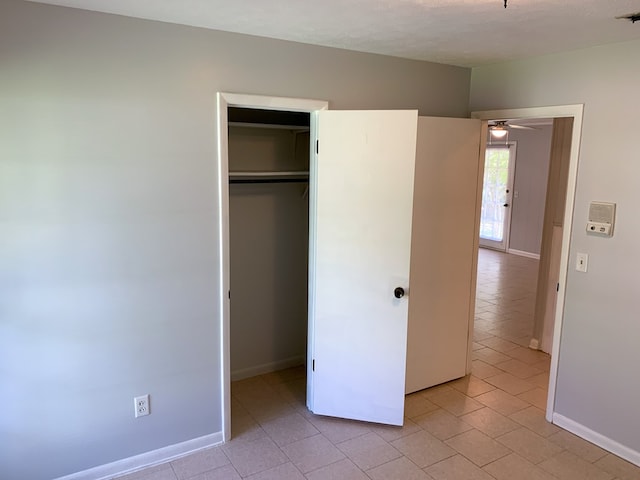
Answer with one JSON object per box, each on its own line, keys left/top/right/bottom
{"left": 116, "top": 249, "right": 640, "bottom": 480}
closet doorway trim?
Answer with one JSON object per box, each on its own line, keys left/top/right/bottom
{"left": 216, "top": 92, "right": 329, "bottom": 442}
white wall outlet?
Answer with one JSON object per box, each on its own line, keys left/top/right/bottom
{"left": 575, "top": 252, "right": 588, "bottom": 273}
{"left": 134, "top": 394, "right": 150, "bottom": 418}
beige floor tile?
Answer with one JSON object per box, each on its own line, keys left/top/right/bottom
{"left": 478, "top": 337, "right": 520, "bottom": 354}
{"left": 231, "top": 397, "right": 251, "bottom": 417}
{"left": 528, "top": 372, "right": 551, "bottom": 388}
{"left": 594, "top": 453, "right": 640, "bottom": 480}
{"left": 272, "top": 378, "right": 306, "bottom": 405}
{"left": 482, "top": 453, "right": 559, "bottom": 480}
{"left": 474, "top": 330, "right": 496, "bottom": 342}
{"left": 426, "top": 454, "right": 495, "bottom": 480}
{"left": 539, "top": 451, "right": 615, "bottom": 480}
{"left": 471, "top": 360, "right": 503, "bottom": 379}
{"left": 484, "top": 372, "right": 537, "bottom": 395}
{"left": 189, "top": 464, "right": 241, "bottom": 480}
{"left": 508, "top": 406, "right": 560, "bottom": 438}
{"left": 232, "top": 376, "right": 273, "bottom": 398}
{"left": 242, "top": 397, "right": 299, "bottom": 423}
{"left": 420, "top": 384, "right": 455, "bottom": 399}
{"left": 532, "top": 357, "right": 552, "bottom": 372}
{"left": 245, "top": 462, "right": 305, "bottom": 480}
{"left": 369, "top": 417, "right": 423, "bottom": 442}
{"left": 281, "top": 434, "right": 345, "bottom": 474}
{"left": 231, "top": 420, "right": 267, "bottom": 444}
{"left": 427, "top": 389, "right": 484, "bottom": 417}
{"left": 495, "top": 427, "right": 563, "bottom": 464}
{"left": 391, "top": 430, "right": 456, "bottom": 468}
{"left": 261, "top": 366, "right": 306, "bottom": 386}
{"left": 548, "top": 430, "right": 609, "bottom": 463}
{"left": 367, "top": 456, "right": 433, "bottom": 480}
{"left": 449, "top": 375, "right": 496, "bottom": 397}
{"left": 305, "top": 458, "right": 369, "bottom": 480}
{"left": 508, "top": 346, "right": 550, "bottom": 365}
{"left": 472, "top": 342, "right": 485, "bottom": 351}
{"left": 222, "top": 437, "right": 287, "bottom": 477}
{"left": 460, "top": 407, "right": 520, "bottom": 438}
{"left": 475, "top": 389, "right": 530, "bottom": 416}
{"left": 473, "top": 347, "right": 513, "bottom": 365}
{"left": 170, "top": 447, "right": 230, "bottom": 480}
{"left": 305, "top": 415, "right": 371, "bottom": 444}
{"left": 405, "top": 392, "right": 440, "bottom": 419}
{"left": 511, "top": 334, "right": 536, "bottom": 348}
{"left": 413, "top": 408, "right": 474, "bottom": 440}
{"left": 336, "top": 432, "right": 402, "bottom": 470}
{"left": 493, "top": 358, "right": 543, "bottom": 379}
{"left": 115, "top": 464, "right": 177, "bottom": 480}
{"left": 517, "top": 387, "right": 549, "bottom": 410}
{"left": 260, "top": 412, "right": 319, "bottom": 447}
{"left": 445, "top": 429, "right": 510, "bottom": 467}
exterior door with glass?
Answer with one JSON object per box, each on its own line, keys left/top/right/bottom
{"left": 479, "top": 144, "right": 516, "bottom": 251}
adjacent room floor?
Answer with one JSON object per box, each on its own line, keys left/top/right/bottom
{"left": 116, "top": 249, "right": 640, "bottom": 480}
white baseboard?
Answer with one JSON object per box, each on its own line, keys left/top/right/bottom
{"left": 231, "top": 355, "right": 304, "bottom": 382}
{"left": 507, "top": 249, "right": 541, "bottom": 260}
{"left": 54, "top": 432, "right": 224, "bottom": 480}
{"left": 553, "top": 413, "right": 640, "bottom": 467}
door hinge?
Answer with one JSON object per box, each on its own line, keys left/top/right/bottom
{"left": 228, "top": 290, "right": 231, "bottom": 299}
{"left": 556, "top": 283, "right": 560, "bottom": 292}
{"left": 312, "top": 359, "right": 315, "bottom": 372}
{"left": 316, "top": 139, "right": 319, "bottom": 154}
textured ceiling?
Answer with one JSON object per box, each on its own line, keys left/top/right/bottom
{"left": 27, "top": 0, "right": 640, "bottom": 67}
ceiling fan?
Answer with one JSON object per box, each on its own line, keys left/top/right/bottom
{"left": 488, "top": 120, "right": 536, "bottom": 138}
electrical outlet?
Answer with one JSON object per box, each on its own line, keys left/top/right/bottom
{"left": 134, "top": 394, "right": 150, "bottom": 418}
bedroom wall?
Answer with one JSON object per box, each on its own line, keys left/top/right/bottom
{"left": 471, "top": 38, "right": 640, "bottom": 462}
{"left": 0, "top": 1, "right": 471, "bottom": 478}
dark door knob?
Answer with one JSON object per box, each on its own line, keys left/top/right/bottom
{"left": 503, "top": 203, "right": 509, "bottom": 207}
{"left": 394, "top": 287, "right": 405, "bottom": 299}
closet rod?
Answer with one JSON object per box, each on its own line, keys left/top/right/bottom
{"left": 229, "top": 178, "right": 309, "bottom": 184}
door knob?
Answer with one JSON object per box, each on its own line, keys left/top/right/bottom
{"left": 394, "top": 287, "right": 405, "bottom": 299}
{"left": 503, "top": 203, "right": 509, "bottom": 207}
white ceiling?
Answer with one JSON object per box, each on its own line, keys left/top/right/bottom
{"left": 28, "top": 0, "right": 640, "bottom": 67}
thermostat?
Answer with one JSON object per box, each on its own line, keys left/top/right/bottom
{"left": 586, "top": 202, "right": 615, "bottom": 237}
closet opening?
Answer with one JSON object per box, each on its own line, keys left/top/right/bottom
{"left": 216, "top": 92, "right": 328, "bottom": 442}
{"left": 228, "top": 107, "right": 311, "bottom": 383}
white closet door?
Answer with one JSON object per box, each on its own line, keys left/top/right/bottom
{"left": 405, "top": 116, "right": 483, "bottom": 394}
{"left": 309, "top": 110, "right": 417, "bottom": 426}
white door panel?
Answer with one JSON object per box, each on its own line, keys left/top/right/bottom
{"left": 405, "top": 116, "right": 482, "bottom": 393}
{"left": 309, "top": 110, "right": 417, "bottom": 426}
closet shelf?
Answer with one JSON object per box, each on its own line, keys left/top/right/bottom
{"left": 229, "top": 122, "right": 310, "bottom": 132}
{"left": 229, "top": 170, "right": 309, "bottom": 184}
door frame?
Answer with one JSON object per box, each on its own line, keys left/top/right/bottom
{"left": 216, "top": 92, "right": 328, "bottom": 441}
{"left": 479, "top": 141, "right": 517, "bottom": 252}
{"left": 471, "top": 105, "right": 583, "bottom": 422}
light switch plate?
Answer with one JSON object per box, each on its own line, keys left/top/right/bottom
{"left": 576, "top": 252, "right": 588, "bottom": 273}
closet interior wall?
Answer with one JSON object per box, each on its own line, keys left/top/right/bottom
{"left": 228, "top": 114, "right": 310, "bottom": 381}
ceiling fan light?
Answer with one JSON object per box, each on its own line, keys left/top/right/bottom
{"left": 491, "top": 128, "right": 508, "bottom": 138}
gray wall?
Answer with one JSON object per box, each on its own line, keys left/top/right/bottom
{"left": 508, "top": 126, "right": 553, "bottom": 255}
{"left": 471, "top": 39, "right": 640, "bottom": 457}
{"left": 0, "top": 1, "right": 471, "bottom": 478}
